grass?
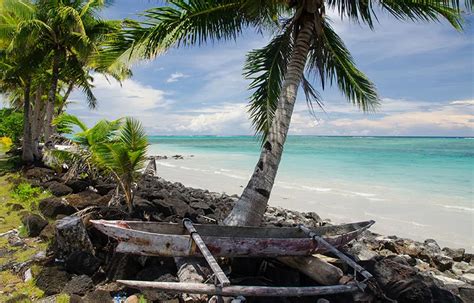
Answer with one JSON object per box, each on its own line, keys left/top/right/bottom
{"left": 0, "top": 167, "right": 53, "bottom": 302}
{"left": 0, "top": 270, "right": 44, "bottom": 302}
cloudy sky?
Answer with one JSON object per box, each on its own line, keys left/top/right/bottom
{"left": 66, "top": 0, "right": 473, "bottom": 136}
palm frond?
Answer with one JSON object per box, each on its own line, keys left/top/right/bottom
{"left": 119, "top": 117, "right": 148, "bottom": 151}
{"left": 327, "top": 0, "right": 465, "bottom": 30}
{"left": 244, "top": 26, "right": 292, "bottom": 140}
{"left": 53, "top": 113, "right": 88, "bottom": 131}
{"left": 308, "top": 19, "right": 379, "bottom": 112}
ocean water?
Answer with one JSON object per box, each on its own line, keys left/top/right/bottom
{"left": 148, "top": 136, "right": 474, "bottom": 249}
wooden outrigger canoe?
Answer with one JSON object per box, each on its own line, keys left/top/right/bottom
{"left": 90, "top": 219, "right": 374, "bottom": 257}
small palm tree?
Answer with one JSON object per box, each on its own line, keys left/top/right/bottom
{"left": 117, "top": 0, "right": 467, "bottom": 226}
{"left": 94, "top": 118, "right": 148, "bottom": 213}
{"left": 52, "top": 114, "right": 148, "bottom": 213}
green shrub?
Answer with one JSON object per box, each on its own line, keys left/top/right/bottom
{"left": 0, "top": 108, "right": 23, "bottom": 144}
{"left": 11, "top": 182, "right": 42, "bottom": 203}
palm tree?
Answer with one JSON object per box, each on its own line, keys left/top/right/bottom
{"left": 123, "top": 0, "right": 466, "bottom": 226}
{"left": 0, "top": 0, "right": 130, "bottom": 162}
{"left": 52, "top": 114, "right": 148, "bottom": 213}
{"left": 94, "top": 118, "right": 148, "bottom": 213}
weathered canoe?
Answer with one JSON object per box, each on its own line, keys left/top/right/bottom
{"left": 90, "top": 219, "right": 374, "bottom": 257}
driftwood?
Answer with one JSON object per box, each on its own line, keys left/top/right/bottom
{"left": 117, "top": 280, "right": 358, "bottom": 297}
{"left": 278, "top": 256, "right": 343, "bottom": 285}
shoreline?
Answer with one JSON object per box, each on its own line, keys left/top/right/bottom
{"left": 150, "top": 153, "right": 473, "bottom": 252}
{"left": 0, "top": 164, "right": 473, "bottom": 302}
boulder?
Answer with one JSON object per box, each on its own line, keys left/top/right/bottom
{"left": 443, "top": 247, "right": 465, "bottom": 262}
{"left": 47, "top": 181, "right": 73, "bottom": 197}
{"left": 24, "top": 167, "right": 56, "bottom": 183}
{"left": 346, "top": 242, "right": 378, "bottom": 261}
{"left": 65, "top": 251, "right": 101, "bottom": 276}
{"left": 64, "top": 190, "right": 103, "bottom": 209}
{"left": 82, "top": 290, "right": 113, "bottom": 303}
{"left": 152, "top": 199, "right": 175, "bottom": 217}
{"left": 189, "top": 201, "right": 213, "bottom": 215}
{"left": 62, "top": 275, "right": 94, "bottom": 295}
{"left": 94, "top": 182, "right": 116, "bottom": 195}
{"left": 459, "top": 286, "right": 474, "bottom": 303}
{"left": 66, "top": 179, "right": 91, "bottom": 193}
{"left": 35, "top": 266, "right": 71, "bottom": 295}
{"left": 39, "top": 223, "right": 55, "bottom": 240}
{"left": 21, "top": 214, "right": 48, "bottom": 237}
{"left": 433, "top": 254, "right": 454, "bottom": 272}
{"left": 39, "top": 197, "right": 76, "bottom": 218}
{"left": 431, "top": 274, "right": 466, "bottom": 288}
{"left": 374, "top": 258, "right": 433, "bottom": 302}
{"left": 55, "top": 216, "right": 94, "bottom": 259}
{"left": 461, "top": 273, "right": 474, "bottom": 285}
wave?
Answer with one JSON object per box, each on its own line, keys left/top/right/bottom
{"left": 213, "top": 170, "right": 247, "bottom": 180}
{"left": 180, "top": 166, "right": 208, "bottom": 172}
{"left": 364, "top": 212, "right": 430, "bottom": 227}
{"left": 155, "top": 162, "right": 177, "bottom": 168}
{"left": 301, "top": 186, "right": 332, "bottom": 192}
{"left": 440, "top": 205, "right": 474, "bottom": 213}
{"left": 346, "top": 191, "right": 376, "bottom": 197}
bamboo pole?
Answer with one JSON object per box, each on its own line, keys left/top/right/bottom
{"left": 117, "top": 280, "right": 358, "bottom": 297}
{"left": 183, "top": 219, "right": 230, "bottom": 287}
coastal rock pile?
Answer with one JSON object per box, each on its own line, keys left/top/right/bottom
{"left": 2, "top": 166, "right": 471, "bottom": 302}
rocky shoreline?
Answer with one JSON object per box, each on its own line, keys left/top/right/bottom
{"left": 0, "top": 163, "right": 472, "bottom": 302}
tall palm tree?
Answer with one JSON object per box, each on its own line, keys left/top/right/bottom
{"left": 0, "top": 0, "right": 130, "bottom": 162}
{"left": 124, "top": 0, "right": 467, "bottom": 226}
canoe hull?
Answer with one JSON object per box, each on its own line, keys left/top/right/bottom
{"left": 91, "top": 220, "right": 374, "bottom": 257}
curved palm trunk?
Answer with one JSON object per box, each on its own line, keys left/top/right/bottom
{"left": 44, "top": 50, "right": 61, "bottom": 144}
{"left": 225, "top": 17, "right": 315, "bottom": 226}
{"left": 22, "top": 78, "right": 34, "bottom": 163}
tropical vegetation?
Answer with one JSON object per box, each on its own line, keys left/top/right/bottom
{"left": 52, "top": 114, "right": 148, "bottom": 212}
{"left": 0, "top": 108, "right": 23, "bottom": 144}
{"left": 110, "top": 0, "right": 469, "bottom": 226}
{"left": 0, "top": 0, "right": 130, "bottom": 163}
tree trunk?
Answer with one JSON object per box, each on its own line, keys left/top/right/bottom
{"left": 57, "top": 82, "right": 74, "bottom": 116}
{"left": 224, "top": 16, "right": 315, "bottom": 226}
{"left": 44, "top": 49, "right": 61, "bottom": 144}
{"left": 21, "top": 78, "right": 34, "bottom": 163}
{"left": 31, "top": 86, "right": 44, "bottom": 160}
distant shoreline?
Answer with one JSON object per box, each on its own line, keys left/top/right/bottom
{"left": 149, "top": 140, "right": 473, "bottom": 252}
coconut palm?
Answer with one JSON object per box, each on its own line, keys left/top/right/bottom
{"left": 122, "top": 0, "right": 466, "bottom": 226}
{"left": 94, "top": 118, "right": 148, "bottom": 213}
{"left": 52, "top": 114, "right": 148, "bottom": 212}
{"left": 0, "top": 0, "right": 131, "bottom": 162}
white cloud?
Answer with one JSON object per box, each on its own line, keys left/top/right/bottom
{"left": 68, "top": 74, "right": 171, "bottom": 121}
{"left": 166, "top": 72, "right": 189, "bottom": 83}
{"left": 175, "top": 103, "right": 251, "bottom": 134}
{"left": 289, "top": 98, "right": 474, "bottom": 136}
{"left": 450, "top": 100, "right": 474, "bottom": 106}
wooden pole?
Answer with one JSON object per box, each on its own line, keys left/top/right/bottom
{"left": 183, "top": 219, "right": 230, "bottom": 287}
{"left": 298, "top": 224, "right": 373, "bottom": 281}
{"left": 117, "top": 280, "right": 358, "bottom": 297}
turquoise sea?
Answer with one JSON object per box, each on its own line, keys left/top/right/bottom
{"left": 148, "top": 136, "right": 474, "bottom": 249}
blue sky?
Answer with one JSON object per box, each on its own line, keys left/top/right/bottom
{"left": 66, "top": 0, "right": 473, "bottom": 136}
